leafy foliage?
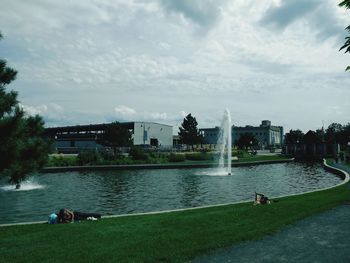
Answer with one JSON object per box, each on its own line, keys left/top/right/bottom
{"left": 168, "top": 153, "right": 185, "bottom": 162}
{"left": 184, "top": 152, "right": 214, "bottom": 161}
{"left": 339, "top": 0, "right": 350, "bottom": 71}
{"left": 284, "top": 129, "right": 304, "bottom": 144}
{"left": 0, "top": 33, "right": 49, "bottom": 184}
{"left": 99, "top": 122, "right": 132, "bottom": 154}
{"left": 234, "top": 133, "right": 258, "bottom": 150}
{"left": 178, "top": 113, "right": 203, "bottom": 149}
{"left": 129, "top": 147, "right": 148, "bottom": 160}
{"left": 77, "top": 151, "right": 101, "bottom": 165}
{"left": 325, "top": 122, "right": 350, "bottom": 145}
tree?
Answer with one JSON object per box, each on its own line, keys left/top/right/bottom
{"left": 234, "top": 133, "right": 258, "bottom": 150}
{"left": 339, "top": 0, "right": 350, "bottom": 71}
{"left": 325, "top": 123, "right": 343, "bottom": 143}
{"left": 178, "top": 113, "right": 203, "bottom": 150}
{"left": 100, "top": 122, "right": 132, "bottom": 154}
{"left": 0, "top": 32, "right": 49, "bottom": 187}
{"left": 324, "top": 122, "right": 350, "bottom": 145}
{"left": 284, "top": 129, "right": 304, "bottom": 144}
{"left": 315, "top": 128, "right": 325, "bottom": 142}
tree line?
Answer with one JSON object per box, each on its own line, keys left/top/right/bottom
{"left": 284, "top": 123, "right": 350, "bottom": 146}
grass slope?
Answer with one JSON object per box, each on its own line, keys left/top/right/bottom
{"left": 1, "top": 183, "right": 349, "bottom": 263}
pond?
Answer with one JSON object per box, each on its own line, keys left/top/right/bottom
{"left": 0, "top": 162, "right": 343, "bottom": 224}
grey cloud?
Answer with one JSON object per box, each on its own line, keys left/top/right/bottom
{"left": 308, "top": 3, "right": 347, "bottom": 43}
{"left": 261, "top": 0, "right": 320, "bottom": 29}
{"left": 158, "top": 0, "right": 225, "bottom": 29}
{"left": 261, "top": 0, "right": 346, "bottom": 42}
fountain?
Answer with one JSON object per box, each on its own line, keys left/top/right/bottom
{"left": 217, "top": 109, "right": 232, "bottom": 175}
{"left": 0, "top": 177, "right": 45, "bottom": 191}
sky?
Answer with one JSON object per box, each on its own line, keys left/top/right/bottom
{"left": 0, "top": 0, "right": 349, "bottom": 133}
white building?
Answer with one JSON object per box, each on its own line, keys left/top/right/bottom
{"left": 200, "top": 120, "right": 283, "bottom": 149}
{"left": 45, "top": 122, "right": 173, "bottom": 153}
{"left": 132, "top": 122, "right": 173, "bottom": 146}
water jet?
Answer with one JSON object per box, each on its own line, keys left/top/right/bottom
{"left": 217, "top": 109, "right": 232, "bottom": 175}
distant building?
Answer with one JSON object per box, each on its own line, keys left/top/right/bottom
{"left": 44, "top": 122, "right": 173, "bottom": 154}
{"left": 200, "top": 120, "right": 283, "bottom": 149}
{"left": 199, "top": 127, "right": 220, "bottom": 145}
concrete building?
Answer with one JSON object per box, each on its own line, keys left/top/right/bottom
{"left": 44, "top": 122, "right": 173, "bottom": 153}
{"left": 132, "top": 122, "right": 173, "bottom": 146}
{"left": 200, "top": 120, "right": 283, "bottom": 149}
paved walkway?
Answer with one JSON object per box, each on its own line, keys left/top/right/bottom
{"left": 192, "top": 163, "right": 350, "bottom": 263}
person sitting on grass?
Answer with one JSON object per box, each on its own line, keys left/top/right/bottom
{"left": 254, "top": 192, "right": 271, "bottom": 205}
{"left": 57, "top": 208, "right": 101, "bottom": 223}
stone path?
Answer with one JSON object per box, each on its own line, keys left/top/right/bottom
{"left": 192, "top": 163, "right": 350, "bottom": 263}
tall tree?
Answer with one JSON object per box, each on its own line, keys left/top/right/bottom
{"left": 100, "top": 122, "right": 132, "bottom": 154}
{"left": 284, "top": 129, "right": 304, "bottom": 144}
{"left": 339, "top": 0, "right": 350, "bottom": 71}
{"left": 178, "top": 113, "right": 203, "bottom": 150}
{"left": 325, "top": 123, "right": 343, "bottom": 143}
{"left": 234, "top": 133, "right": 258, "bottom": 150}
{"left": 0, "top": 32, "right": 49, "bottom": 187}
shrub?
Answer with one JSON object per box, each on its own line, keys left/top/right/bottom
{"left": 77, "top": 151, "right": 100, "bottom": 165}
{"left": 100, "top": 149, "right": 123, "bottom": 161}
{"left": 168, "top": 153, "right": 185, "bottom": 162}
{"left": 129, "top": 147, "right": 148, "bottom": 160}
{"left": 47, "top": 155, "right": 77, "bottom": 167}
{"left": 185, "top": 152, "right": 213, "bottom": 161}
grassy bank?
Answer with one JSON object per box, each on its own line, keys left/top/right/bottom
{"left": 1, "top": 181, "right": 349, "bottom": 262}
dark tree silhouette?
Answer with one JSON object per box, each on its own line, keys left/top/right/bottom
{"left": 235, "top": 133, "right": 258, "bottom": 150}
{"left": 0, "top": 32, "right": 49, "bottom": 187}
{"left": 178, "top": 113, "right": 203, "bottom": 150}
{"left": 100, "top": 122, "right": 132, "bottom": 154}
{"left": 284, "top": 129, "right": 304, "bottom": 144}
{"left": 339, "top": 0, "right": 350, "bottom": 71}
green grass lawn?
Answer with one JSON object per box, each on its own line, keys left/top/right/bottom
{"left": 1, "top": 181, "right": 349, "bottom": 263}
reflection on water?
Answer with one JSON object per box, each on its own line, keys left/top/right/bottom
{"left": 0, "top": 162, "right": 342, "bottom": 224}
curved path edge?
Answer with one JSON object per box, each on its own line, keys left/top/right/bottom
{"left": 1, "top": 159, "right": 348, "bottom": 227}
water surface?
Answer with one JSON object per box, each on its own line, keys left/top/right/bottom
{"left": 0, "top": 162, "right": 342, "bottom": 224}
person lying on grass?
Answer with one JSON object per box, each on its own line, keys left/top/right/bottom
{"left": 254, "top": 192, "right": 271, "bottom": 205}
{"left": 48, "top": 208, "right": 101, "bottom": 224}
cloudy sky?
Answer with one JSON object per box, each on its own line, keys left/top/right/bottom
{"left": 0, "top": 0, "right": 349, "bottom": 133}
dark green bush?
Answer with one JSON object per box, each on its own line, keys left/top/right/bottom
{"left": 168, "top": 153, "right": 185, "bottom": 162}
{"left": 77, "top": 151, "right": 100, "bottom": 165}
{"left": 100, "top": 149, "right": 123, "bottom": 161}
{"left": 185, "top": 153, "right": 213, "bottom": 161}
{"left": 129, "top": 147, "right": 148, "bottom": 160}
{"left": 47, "top": 156, "right": 77, "bottom": 167}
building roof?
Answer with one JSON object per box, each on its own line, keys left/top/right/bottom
{"left": 44, "top": 122, "right": 134, "bottom": 136}
{"left": 44, "top": 121, "right": 173, "bottom": 136}
{"left": 133, "top": 121, "right": 173, "bottom": 127}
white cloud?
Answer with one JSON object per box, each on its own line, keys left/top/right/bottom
{"left": 179, "top": 111, "right": 187, "bottom": 118}
{"left": 114, "top": 105, "right": 169, "bottom": 123}
{"left": 0, "top": 0, "right": 349, "bottom": 133}
{"left": 114, "top": 105, "right": 137, "bottom": 117}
